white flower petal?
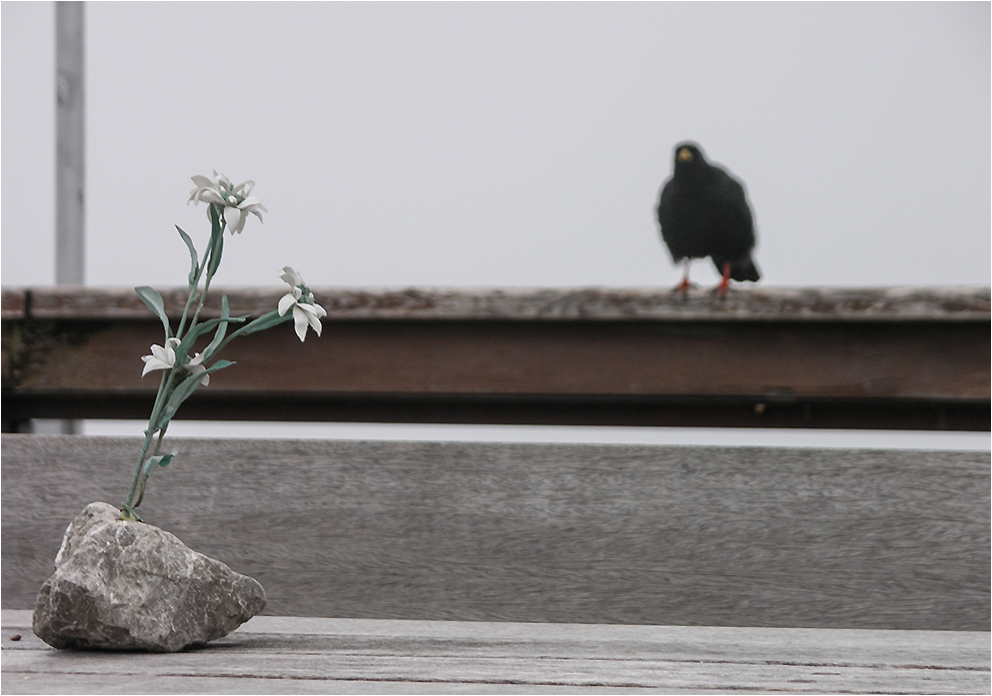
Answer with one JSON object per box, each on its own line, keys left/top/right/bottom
{"left": 278, "top": 292, "right": 296, "bottom": 316}
{"left": 225, "top": 206, "right": 244, "bottom": 234}
{"left": 235, "top": 180, "right": 255, "bottom": 196}
{"left": 305, "top": 308, "right": 323, "bottom": 337}
{"left": 240, "top": 199, "right": 266, "bottom": 223}
{"left": 141, "top": 355, "right": 166, "bottom": 377}
{"left": 150, "top": 345, "right": 173, "bottom": 365}
{"left": 187, "top": 355, "right": 210, "bottom": 386}
{"left": 190, "top": 175, "right": 213, "bottom": 188}
{"left": 199, "top": 190, "right": 225, "bottom": 205}
{"left": 292, "top": 305, "right": 309, "bottom": 341}
{"left": 141, "top": 338, "right": 180, "bottom": 376}
{"left": 280, "top": 266, "right": 305, "bottom": 287}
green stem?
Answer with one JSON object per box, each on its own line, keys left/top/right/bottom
{"left": 132, "top": 403, "right": 172, "bottom": 511}
{"left": 176, "top": 279, "right": 203, "bottom": 340}
{"left": 127, "top": 204, "right": 226, "bottom": 516}
{"left": 188, "top": 270, "right": 214, "bottom": 338}
{"left": 126, "top": 432, "right": 155, "bottom": 511}
{"left": 125, "top": 369, "right": 171, "bottom": 508}
{"left": 134, "top": 475, "right": 148, "bottom": 509}
{"left": 177, "top": 250, "right": 209, "bottom": 339}
{"left": 182, "top": 209, "right": 224, "bottom": 341}
{"left": 177, "top": 205, "right": 223, "bottom": 338}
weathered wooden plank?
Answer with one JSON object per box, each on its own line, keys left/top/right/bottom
{"left": 3, "top": 436, "right": 987, "bottom": 631}
{"left": 3, "top": 287, "right": 989, "bottom": 430}
{"left": 2, "top": 611, "right": 989, "bottom": 694}
{"left": 8, "top": 318, "right": 987, "bottom": 399}
{"left": 3, "top": 285, "right": 990, "bottom": 321}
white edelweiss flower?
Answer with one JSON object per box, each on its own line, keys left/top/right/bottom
{"left": 141, "top": 337, "right": 181, "bottom": 377}
{"left": 277, "top": 266, "right": 326, "bottom": 342}
{"left": 188, "top": 170, "right": 267, "bottom": 235}
{"left": 140, "top": 338, "right": 209, "bottom": 385}
{"left": 187, "top": 352, "right": 210, "bottom": 386}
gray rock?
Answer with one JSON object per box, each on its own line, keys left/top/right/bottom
{"left": 33, "top": 502, "right": 265, "bottom": 652}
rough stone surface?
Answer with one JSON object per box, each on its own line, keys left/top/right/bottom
{"left": 32, "top": 502, "right": 266, "bottom": 652}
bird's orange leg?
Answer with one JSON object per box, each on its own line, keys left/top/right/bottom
{"left": 673, "top": 261, "right": 693, "bottom": 295}
{"left": 715, "top": 261, "right": 731, "bottom": 299}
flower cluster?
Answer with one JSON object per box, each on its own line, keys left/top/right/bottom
{"left": 141, "top": 338, "right": 209, "bottom": 385}
{"left": 188, "top": 171, "right": 268, "bottom": 235}
{"left": 278, "top": 266, "right": 327, "bottom": 342}
{"left": 125, "top": 172, "right": 324, "bottom": 522}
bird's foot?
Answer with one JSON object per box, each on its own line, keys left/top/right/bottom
{"left": 711, "top": 279, "right": 731, "bottom": 299}
{"left": 712, "top": 261, "right": 733, "bottom": 299}
{"left": 671, "top": 278, "right": 697, "bottom": 296}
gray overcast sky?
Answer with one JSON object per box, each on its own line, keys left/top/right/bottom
{"left": 2, "top": 1, "right": 989, "bottom": 291}
{"left": 1, "top": 2, "right": 989, "bottom": 449}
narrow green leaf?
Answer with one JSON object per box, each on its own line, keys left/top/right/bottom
{"left": 140, "top": 450, "right": 177, "bottom": 479}
{"left": 208, "top": 232, "right": 224, "bottom": 277}
{"left": 207, "top": 205, "right": 225, "bottom": 277}
{"left": 238, "top": 310, "right": 291, "bottom": 336}
{"left": 135, "top": 286, "right": 172, "bottom": 338}
{"left": 202, "top": 294, "right": 231, "bottom": 362}
{"left": 153, "top": 360, "right": 236, "bottom": 430}
{"left": 175, "top": 225, "right": 200, "bottom": 286}
{"left": 174, "top": 314, "right": 248, "bottom": 370}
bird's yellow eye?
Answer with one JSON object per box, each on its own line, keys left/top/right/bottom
{"left": 677, "top": 148, "right": 693, "bottom": 163}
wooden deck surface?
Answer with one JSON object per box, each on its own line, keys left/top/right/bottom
{"left": 3, "top": 611, "right": 989, "bottom": 694}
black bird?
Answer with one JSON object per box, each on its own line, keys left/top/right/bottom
{"left": 656, "top": 142, "right": 760, "bottom": 297}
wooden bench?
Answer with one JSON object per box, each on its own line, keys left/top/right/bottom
{"left": 2, "top": 286, "right": 989, "bottom": 692}
{"left": 4, "top": 435, "right": 988, "bottom": 631}
{"left": 3, "top": 435, "right": 989, "bottom": 693}
{"left": 4, "top": 610, "right": 989, "bottom": 694}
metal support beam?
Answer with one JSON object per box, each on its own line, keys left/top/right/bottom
{"left": 56, "top": 1, "right": 85, "bottom": 286}
{"left": 52, "top": 2, "right": 85, "bottom": 435}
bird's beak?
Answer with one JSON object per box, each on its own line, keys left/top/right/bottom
{"left": 677, "top": 148, "right": 693, "bottom": 163}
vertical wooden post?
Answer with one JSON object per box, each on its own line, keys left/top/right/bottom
{"left": 53, "top": 2, "right": 85, "bottom": 435}
{"left": 56, "top": 1, "right": 85, "bottom": 286}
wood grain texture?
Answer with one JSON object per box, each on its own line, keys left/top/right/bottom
{"left": 3, "top": 285, "right": 990, "bottom": 321}
{"left": 3, "top": 610, "right": 989, "bottom": 694}
{"left": 3, "top": 436, "right": 987, "bottom": 631}
{"left": 4, "top": 318, "right": 988, "bottom": 431}
{"left": 5, "top": 287, "right": 988, "bottom": 431}
{"left": 9, "top": 319, "right": 988, "bottom": 399}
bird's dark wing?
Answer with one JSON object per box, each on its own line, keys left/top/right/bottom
{"left": 710, "top": 169, "right": 754, "bottom": 244}
{"left": 656, "top": 178, "right": 693, "bottom": 262}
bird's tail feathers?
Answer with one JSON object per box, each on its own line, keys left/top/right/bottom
{"left": 729, "top": 257, "right": 760, "bottom": 282}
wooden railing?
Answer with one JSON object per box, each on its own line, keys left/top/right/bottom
{"left": 2, "top": 286, "right": 989, "bottom": 431}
